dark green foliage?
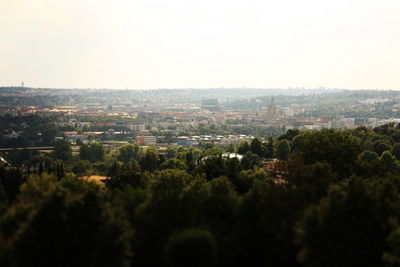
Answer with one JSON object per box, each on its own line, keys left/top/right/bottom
{"left": 225, "top": 142, "right": 235, "bottom": 153}
{"left": 235, "top": 169, "right": 268, "bottom": 194}
{"left": 250, "top": 137, "right": 264, "bottom": 157}
{"left": 3, "top": 123, "right": 400, "bottom": 266}
{"left": 140, "top": 148, "right": 159, "bottom": 172}
{"left": 373, "top": 141, "right": 391, "bottom": 156}
{"left": 79, "top": 144, "right": 91, "bottom": 160}
{"left": 278, "top": 156, "right": 337, "bottom": 204}
{"left": 263, "top": 136, "right": 275, "bottom": 158}
{"left": 391, "top": 142, "right": 400, "bottom": 160}
{"left": 234, "top": 180, "right": 302, "bottom": 267}
{"left": 384, "top": 220, "right": 400, "bottom": 265}
{"left": 4, "top": 149, "right": 38, "bottom": 166}
{"left": 237, "top": 141, "right": 250, "bottom": 155}
{"left": 277, "top": 139, "right": 291, "bottom": 160}
{"left": 165, "top": 147, "right": 177, "bottom": 159}
{"left": 296, "top": 177, "right": 398, "bottom": 267}
{"left": 356, "top": 150, "right": 381, "bottom": 178}
{"left": 133, "top": 169, "right": 192, "bottom": 266}
{"left": 52, "top": 139, "right": 72, "bottom": 161}
{"left": 223, "top": 157, "right": 242, "bottom": 189}
{"left": 0, "top": 166, "right": 26, "bottom": 203}
{"left": 0, "top": 114, "right": 59, "bottom": 147}
{"left": 241, "top": 152, "right": 261, "bottom": 170}
{"left": 107, "top": 161, "right": 144, "bottom": 189}
{"left": 112, "top": 185, "right": 149, "bottom": 222}
{"left": 279, "top": 129, "right": 301, "bottom": 141}
{"left": 116, "top": 143, "right": 140, "bottom": 163}
{"left": 164, "top": 228, "right": 217, "bottom": 267}
{"left": 185, "top": 149, "right": 196, "bottom": 173}
{"left": 71, "top": 160, "right": 91, "bottom": 175}
{"left": 198, "top": 142, "right": 217, "bottom": 150}
{"left": 0, "top": 175, "right": 132, "bottom": 267}
{"left": 160, "top": 158, "right": 187, "bottom": 170}
{"left": 202, "top": 176, "right": 238, "bottom": 232}
{"left": 291, "top": 132, "right": 306, "bottom": 151}
{"left": 293, "top": 129, "right": 362, "bottom": 178}
{"left": 380, "top": 151, "right": 398, "bottom": 172}
{"left": 197, "top": 154, "right": 226, "bottom": 180}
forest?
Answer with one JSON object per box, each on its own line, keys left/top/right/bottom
{"left": 2, "top": 123, "right": 400, "bottom": 266}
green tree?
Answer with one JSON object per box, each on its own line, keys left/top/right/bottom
{"left": 293, "top": 129, "right": 362, "bottom": 178}
{"left": 355, "top": 150, "right": 380, "bottom": 178}
{"left": 264, "top": 136, "right": 275, "bottom": 158}
{"left": 164, "top": 228, "right": 218, "bottom": 267}
{"left": 72, "top": 160, "right": 91, "bottom": 176}
{"left": 277, "top": 139, "right": 291, "bottom": 160}
{"left": 116, "top": 143, "right": 140, "bottom": 163}
{"left": 41, "top": 127, "right": 58, "bottom": 145}
{"left": 160, "top": 158, "right": 187, "bottom": 171}
{"left": 140, "top": 148, "right": 159, "bottom": 172}
{"left": 373, "top": 141, "right": 391, "bottom": 156}
{"left": 380, "top": 151, "right": 399, "bottom": 174}
{"left": 296, "top": 177, "right": 388, "bottom": 267}
{"left": 241, "top": 152, "right": 261, "bottom": 170}
{"left": 250, "top": 137, "right": 264, "bottom": 157}
{"left": 107, "top": 161, "right": 144, "bottom": 189}
{"left": 185, "top": 149, "right": 196, "bottom": 173}
{"left": 89, "top": 142, "right": 104, "bottom": 162}
{"left": 223, "top": 157, "right": 242, "bottom": 188}
{"left": 234, "top": 179, "right": 301, "bottom": 266}
{"left": 0, "top": 166, "right": 26, "bottom": 203}
{"left": 278, "top": 129, "right": 301, "bottom": 141}
{"left": 165, "top": 147, "right": 177, "bottom": 159}
{"left": 197, "top": 154, "right": 226, "bottom": 180}
{"left": 391, "top": 142, "right": 400, "bottom": 160}
{"left": 1, "top": 177, "right": 133, "bottom": 267}
{"left": 235, "top": 169, "right": 268, "bottom": 194}
{"left": 79, "top": 144, "right": 90, "bottom": 161}
{"left": 383, "top": 221, "right": 400, "bottom": 265}
{"left": 134, "top": 169, "right": 192, "bottom": 266}
{"left": 52, "top": 139, "right": 72, "bottom": 161}
{"left": 225, "top": 143, "right": 235, "bottom": 153}
{"left": 201, "top": 176, "right": 238, "bottom": 245}
{"left": 237, "top": 141, "right": 250, "bottom": 155}
{"left": 199, "top": 142, "right": 216, "bottom": 150}
{"left": 291, "top": 133, "right": 307, "bottom": 151}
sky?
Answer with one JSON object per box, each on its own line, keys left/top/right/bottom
{"left": 1, "top": 0, "right": 400, "bottom": 89}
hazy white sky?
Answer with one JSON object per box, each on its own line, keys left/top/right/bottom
{"left": 1, "top": 0, "right": 400, "bottom": 89}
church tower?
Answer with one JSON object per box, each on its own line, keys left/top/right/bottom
{"left": 267, "top": 96, "right": 277, "bottom": 117}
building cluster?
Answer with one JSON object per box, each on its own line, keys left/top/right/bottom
{"left": 3, "top": 88, "right": 400, "bottom": 150}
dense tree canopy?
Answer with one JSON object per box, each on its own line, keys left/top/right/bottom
{"left": 2, "top": 124, "right": 400, "bottom": 266}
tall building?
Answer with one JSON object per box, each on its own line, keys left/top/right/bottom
{"left": 266, "top": 96, "right": 277, "bottom": 117}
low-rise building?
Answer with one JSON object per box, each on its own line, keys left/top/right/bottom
{"left": 136, "top": 136, "right": 157, "bottom": 145}
{"left": 127, "top": 122, "right": 146, "bottom": 131}
{"left": 177, "top": 136, "right": 198, "bottom": 147}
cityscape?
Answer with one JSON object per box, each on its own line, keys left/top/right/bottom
{"left": 3, "top": 86, "right": 400, "bottom": 266}
{"left": 1, "top": 86, "right": 400, "bottom": 150}
{"left": 2, "top": 0, "right": 400, "bottom": 266}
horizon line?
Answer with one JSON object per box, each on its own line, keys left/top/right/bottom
{"left": 1, "top": 86, "right": 398, "bottom": 91}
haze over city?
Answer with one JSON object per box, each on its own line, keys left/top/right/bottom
{"left": 2, "top": 0, "right": 400, "bottom": 89}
